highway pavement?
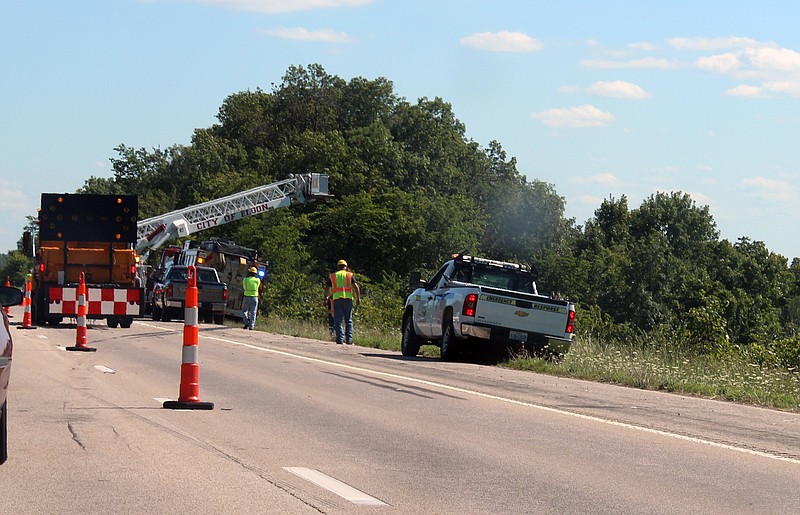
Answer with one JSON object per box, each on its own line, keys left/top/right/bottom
{"left": 2, "top": 306, "right": 799, "bottom": 514}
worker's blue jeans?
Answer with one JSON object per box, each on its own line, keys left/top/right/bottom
{"left": 242, "top": 296, "right": 258, "bottom": 329}
{"left": 332, "top": 298, "right": 354, "bottom": 343}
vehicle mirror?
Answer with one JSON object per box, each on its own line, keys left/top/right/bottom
{"left": 0, "top": 286, "right": 24, "bottom": 307}
{"left": 409, "top": 271, "right": 424, "bottom": 290}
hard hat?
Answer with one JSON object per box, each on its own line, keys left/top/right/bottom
{"left": 337, "top": 259, "right": 348, "bottom": 268}
{"left": 248, "top": 266, "right": 258, "bottom": 273}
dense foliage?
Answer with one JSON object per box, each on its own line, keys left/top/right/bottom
{"left": 13, "top": 63, "right": 795, "bottom": 369}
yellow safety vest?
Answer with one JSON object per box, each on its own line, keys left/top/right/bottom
{"left": 243, "top": 276, "right": 261, "bottom": 297}
{"left": 330, "top": 270, "right": 354, "bottom": 300}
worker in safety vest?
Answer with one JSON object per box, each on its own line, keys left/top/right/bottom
{"left": 242, "top": 266, "right": 262, "bottom": 330}
{"left": 324, "top": 259, "right": 361, "bottom": 345}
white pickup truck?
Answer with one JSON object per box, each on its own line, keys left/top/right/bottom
{"left": 402, "top": 254, "right": 576, "bottom": 360}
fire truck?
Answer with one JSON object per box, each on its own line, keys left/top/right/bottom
{"left": 28, "top": 193, "right": 143, "bottom": 328}
{"left": 136, "top": 173, "right": 330, "bottom": 318}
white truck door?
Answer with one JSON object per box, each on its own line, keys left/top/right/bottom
{"left": 423, "top": 264, "right": 451, "bottom": 339}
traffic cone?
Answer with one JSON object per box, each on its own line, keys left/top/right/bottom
{"left": 4, "top": 277, "right": 11, "bottom": 318}
{"left": 67, "top": 273, "right": 96, "bottom": 352}
{"left": 164, "top": 266, "right": 213, "bottom": 410}
{"left": 18, "top": 274, "right": 35, "bottom": 330}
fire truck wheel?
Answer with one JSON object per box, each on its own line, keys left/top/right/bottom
{"left": 107, "top": 317, "right": 120, "bottom": 328}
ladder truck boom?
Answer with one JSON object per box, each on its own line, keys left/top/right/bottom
{"left": 136, "top": 173, "right": 330, "bottom": 255}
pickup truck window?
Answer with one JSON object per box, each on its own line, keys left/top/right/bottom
{"left": 455, "top": 266, "right": 536, "bottom": 293}
{"left": 197, "top": 270, "right": 219, "bottom": 283}
{"left": 425, "top": 265, "right": 448, "bottom": 291}
{"left": 170, "top": 269, "right": 188, "bottom": 281}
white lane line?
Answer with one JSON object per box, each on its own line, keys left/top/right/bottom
{"left": 136, "top": 321, "right": 179, "bottom": 332}
{"left": 37, "top": 334, "right": 48, "bottom": 339}
{"left": 284, "top": 467, "right": 387, "bottom": 506}
{"left": 94, "top": 365, "right": 116, "bottom": 374}
{"left": 206, "top": 334, "right": 800, "bottom": 465}
{"left": 153, "top": 397, "right": 173, "bottom": 404}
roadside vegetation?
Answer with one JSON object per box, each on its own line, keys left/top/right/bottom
{"left": 3, "top": 63, "right": 798, "bottom": 412}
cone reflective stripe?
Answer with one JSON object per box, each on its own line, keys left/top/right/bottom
{"left": 18, "top": 274, "right": 34, "bottom": 329}
{"left": 67, "top": 272, "right": 96, "bottom": 352}
{"left": 164, "top": 265, "right": 213, "bottom": 410}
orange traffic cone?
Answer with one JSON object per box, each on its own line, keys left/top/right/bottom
{"left": 67, "top": 273, "right": 96, "bottom": 352}
{"left": 4, "top": 277, "right": 11, "bottom": 318}
{"left": 18, "top": 274, "right": 35, "bottom": 330}
{"left": 164, "top": 266, "right": 213, "bottom": 410}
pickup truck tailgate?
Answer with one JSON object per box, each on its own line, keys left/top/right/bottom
{"left": 473, "top": 289, "right": 571, "bottom": 338}
{"left": 172, "top": 282, "right": 226, "bottom": 302}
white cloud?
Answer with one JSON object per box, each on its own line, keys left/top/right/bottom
{"left": 726, "top": 84, "right": 763, "bottom": 97}
{"left": 569, "top": 173, "right": 621, "bottom": 185}
{"left": 531, "top": 104, "right": 615, "bottom": 128}
{"left": 179, "top": 0, "right": 373, "bottom": 13}
{"left": 460, "top": 31, "right": 543, "bottom": 53}
{"left": 667, "top": 36, "right": 767, "bottom": 51}
{"left": 629, "top": 41, "right": 656, "bottom": 51}
{"left": 741, "top": 175, "right": 797, "bottom": 203}
{"left": 586, "top": 80, "right": 652, "bottom": 99}
{"left": 581, "top": 57, "right": 678, "bottom": 69}
{"left": 261, "top": 27, "right": 352, "bottom": 43}
{"left": 686, "top": 39, "right": 800, "bottom": 98}
{"left": 695, "top": 52, "right": 741, "bottom": 74}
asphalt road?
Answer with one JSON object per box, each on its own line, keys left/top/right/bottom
{"left": 2, "top": 306, "right": 799, "bottom": 514}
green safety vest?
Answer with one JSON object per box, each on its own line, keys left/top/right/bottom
{"left": 330, "top": 270, "right": 354, "bottom": 300}
{"left": 243, "top": 276, "right": 261, "bottom": 297}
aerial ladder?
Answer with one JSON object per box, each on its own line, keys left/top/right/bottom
{"left": 135, "top": 173, "right": 330, "bottom": 257}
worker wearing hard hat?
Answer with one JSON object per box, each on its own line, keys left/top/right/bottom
{"left": 324, "top": 259, "right": 361, "bottom": 345}
{"left": 242, "top": 266, "right": 262, "bottom": 330}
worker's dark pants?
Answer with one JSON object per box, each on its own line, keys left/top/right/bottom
{"left": 332, "top": 298, "right": 354, "bottom": 343}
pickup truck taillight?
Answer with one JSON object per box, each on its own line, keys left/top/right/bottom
{"left": 566, "top": 309, "right": 576, "bottom": 334}
{"left": 166, "top": 284, "right": 173, "bottom": 298}
{"left": 222, "top": 287, "right": 228, "bottom": 301}
{"left": 463, "top": 293, "right": 478, "bottom": 317}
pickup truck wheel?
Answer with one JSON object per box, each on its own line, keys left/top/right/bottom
{"left": 401, "top": 316, "right": 422, "bottom": 357}
{"left": 213, "top": 314, "right": 224, "bottom": 325}
{"left": 161, "top": 307, "right": 171, "bottom": 322}
{"left": 440, "top": 319, "right": 459, "bottom": 362}
{"left": 151, "top": 303, "right": 162, "bottom": 321}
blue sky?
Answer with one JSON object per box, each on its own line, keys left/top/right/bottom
{"left": 2, "top": 0, "right": 799, "bottom": 260}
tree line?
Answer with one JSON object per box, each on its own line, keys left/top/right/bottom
{"left": 4, "top": 64, "right": 799, "bottom": 368}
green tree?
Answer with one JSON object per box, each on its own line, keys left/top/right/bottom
{"left": 0, "top": 251, "right": 32, "bottom": 287}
